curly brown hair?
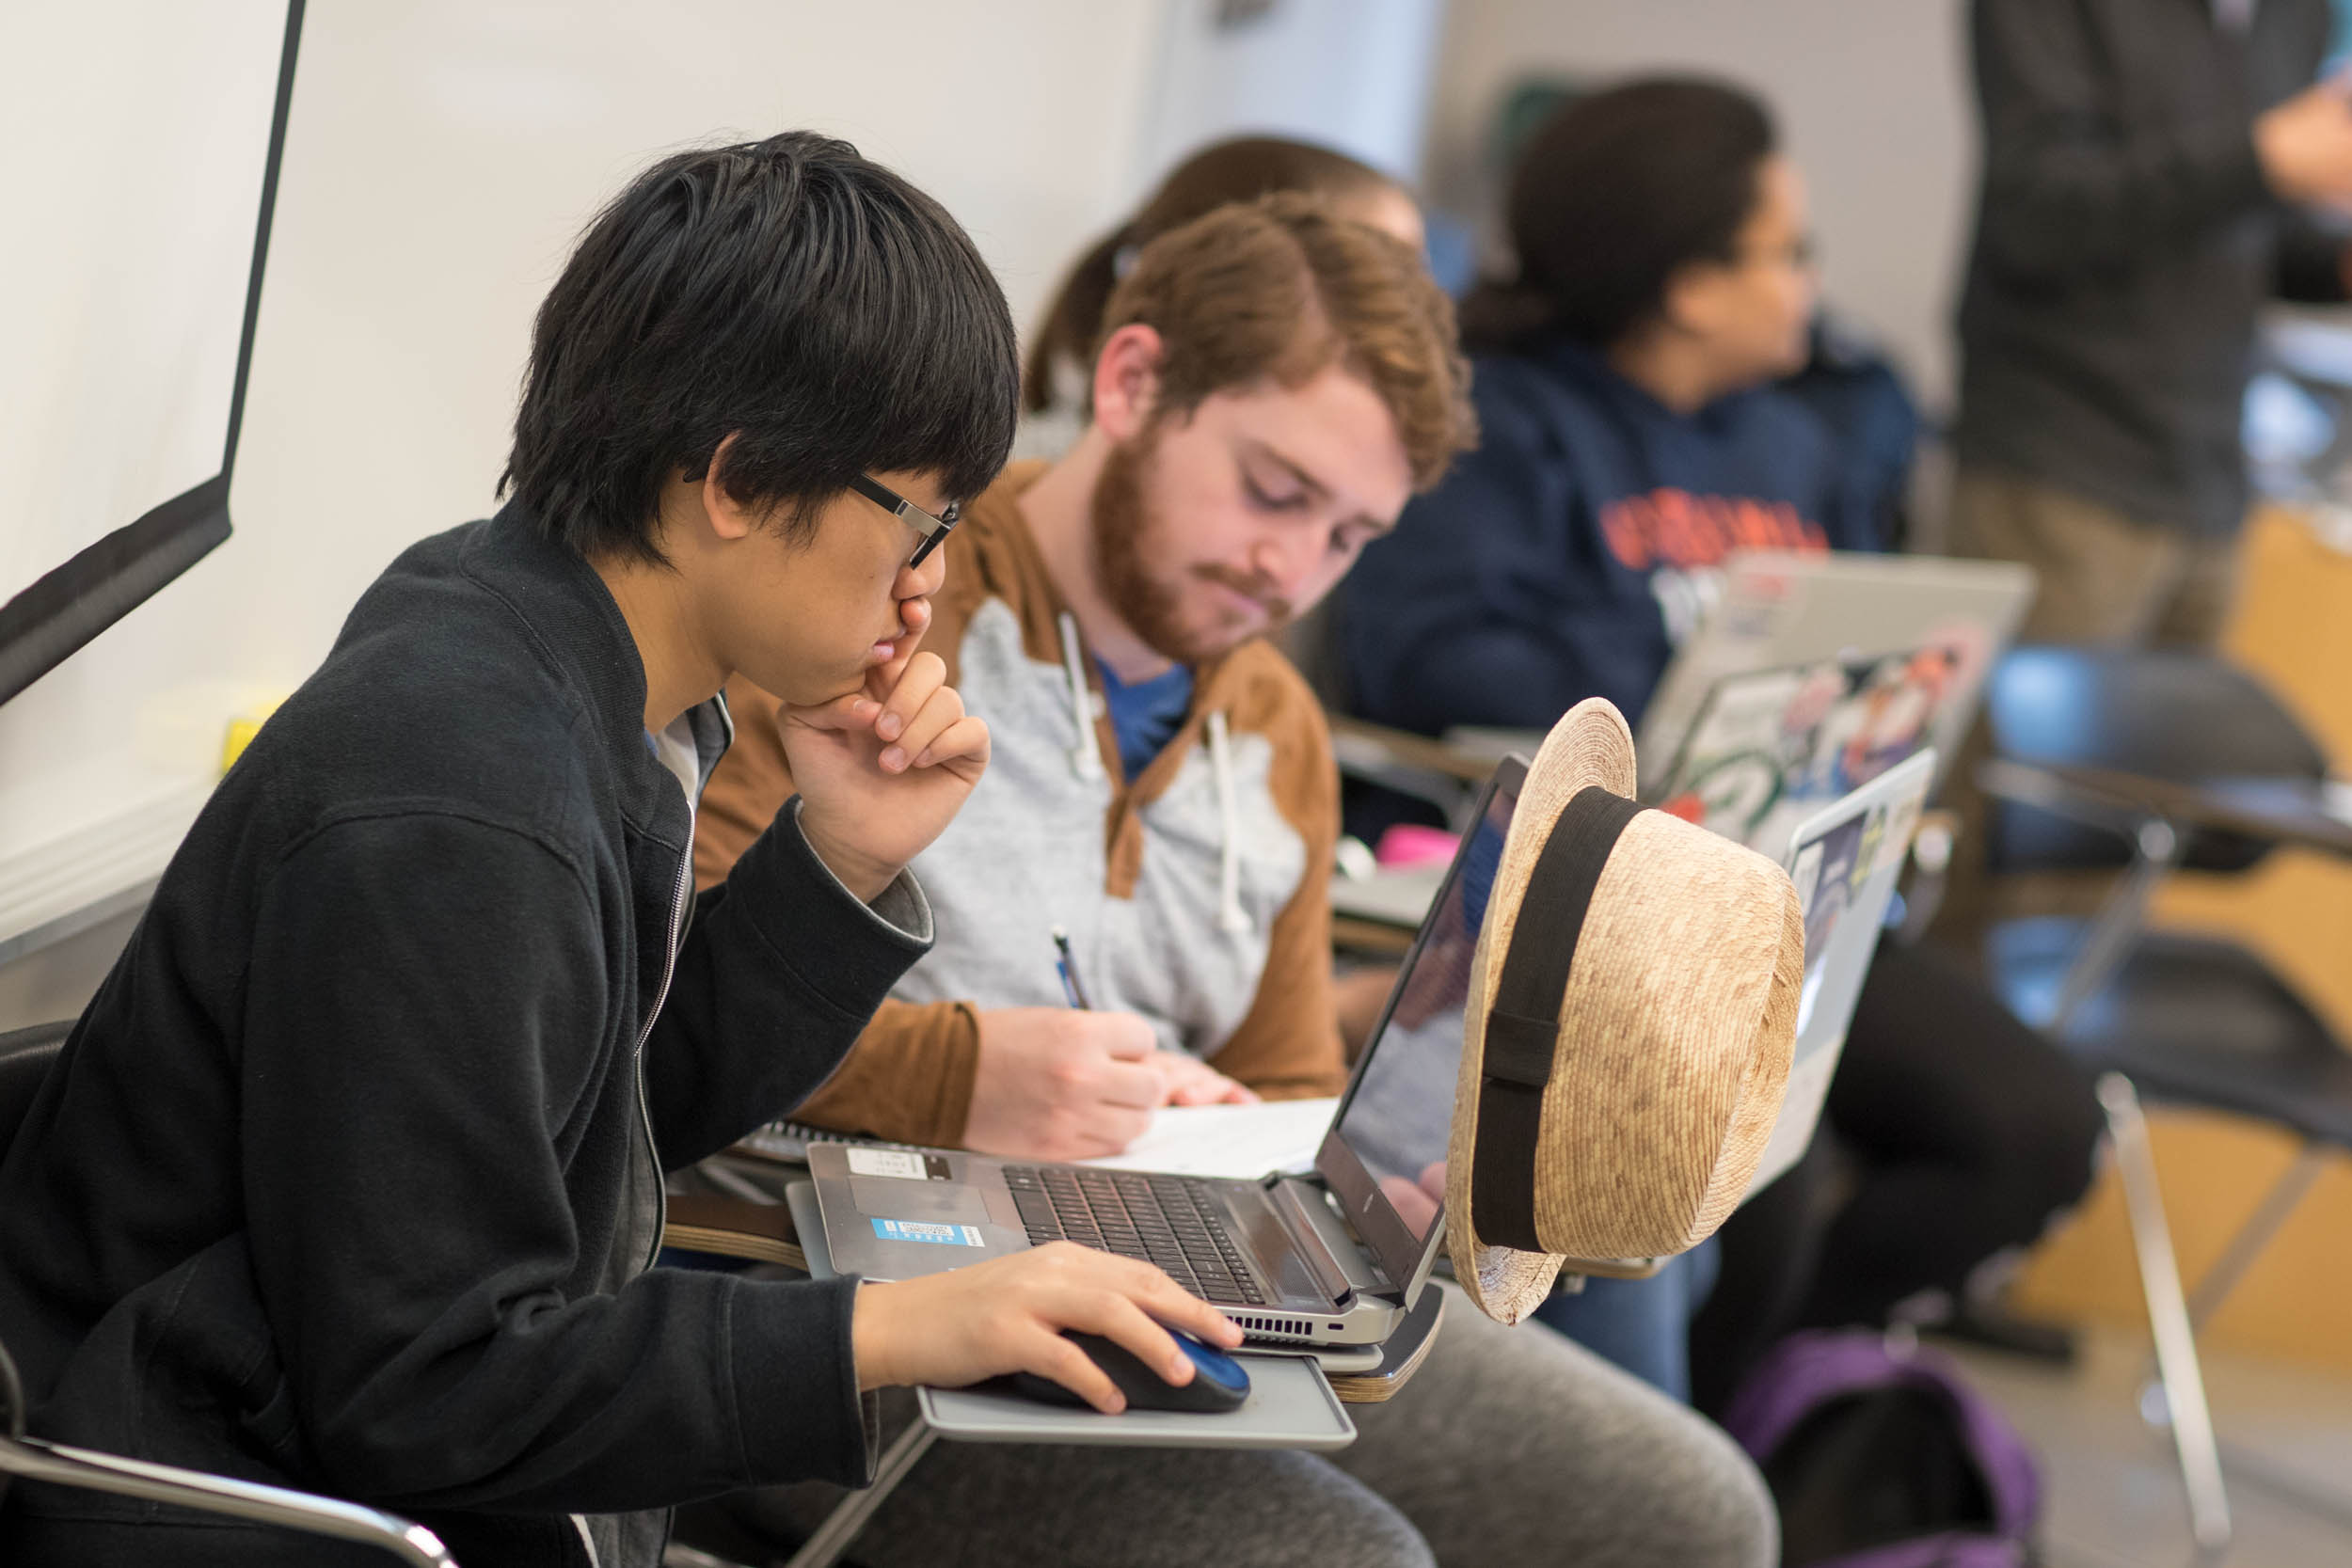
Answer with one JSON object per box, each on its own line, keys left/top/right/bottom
{"left": 1097, "top": 193, "right": 1476, "bottom": 492}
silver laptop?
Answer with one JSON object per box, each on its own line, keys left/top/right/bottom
{"left": 810, "top": 760, "right": 1527, "bottom": 1348}
{"left": 1744, "top": 749, "right": 1936, "bottom": 1195}
{"left": 1634, "top": 550, "right": 2034, "bottom": 804}
{"left": 1649, "top": 641, "right": 1953, "bottom": 863}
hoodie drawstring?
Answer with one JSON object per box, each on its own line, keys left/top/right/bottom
{"left": 1064, "top": 609, "right": 1249, "bottom": 938}
{"left": 1057, "top": 612, "right": 1104, "bottom": 781}
{"left": 1203, "top": 710, "right": 1253, "bottom": 936}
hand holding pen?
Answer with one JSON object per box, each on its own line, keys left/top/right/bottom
{"left": 1053, "top": 924, "right": 1094, "bottom": 1010}
{"left": 1050, "top": 926, "right": 1257, "bottom": 1110}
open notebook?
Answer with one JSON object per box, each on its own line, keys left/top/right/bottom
{"left": 735, "top": 1097, "right": 1337, "bottom": 1181}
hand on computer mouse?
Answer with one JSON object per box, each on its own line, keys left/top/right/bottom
{"left": 1009, "top": 1329, "right": 1251, "bottom": 1414}
{"left": 850, "top": 1241, "right": 1242, "bottom": 1412}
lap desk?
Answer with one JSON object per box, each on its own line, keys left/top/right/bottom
{"left": 786, "top": 1181, "right": 1357, "bottom": 1451}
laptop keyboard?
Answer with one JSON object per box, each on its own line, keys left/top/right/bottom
{"left": 1002, "top": 1165, "right": 1266, "bottom": 1305}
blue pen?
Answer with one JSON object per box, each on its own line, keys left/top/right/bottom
{"left": 1051, "top": 925, "right": 1094, "bottom": 1010}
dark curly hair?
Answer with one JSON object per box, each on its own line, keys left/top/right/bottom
{"left": 1460, "top": 78, "right": 1777, "bottom": 354}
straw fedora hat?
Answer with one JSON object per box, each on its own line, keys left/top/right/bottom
{"left": 1446, "top": 698, "right": 1804, "bottom": 1324}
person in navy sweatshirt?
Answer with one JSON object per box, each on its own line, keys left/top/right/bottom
{"left": 1341, "top": 79, "right": 2100, "bottom": 1414}
{"left": 1340, "top": 80, "right": 1886, "bottom": 735}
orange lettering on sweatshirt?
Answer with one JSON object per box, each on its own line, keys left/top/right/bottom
{"left": 1596, "top": 488, "right": 1828, "bottom": 572}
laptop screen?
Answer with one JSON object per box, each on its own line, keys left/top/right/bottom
{"left": 1315, "top": 758, "right": 1520, "bottom": 1301}
{"left": 1742, "top": 747, "right": 1932, "bottom": 1192}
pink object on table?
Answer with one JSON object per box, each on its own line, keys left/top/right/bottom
{"left": 1374, "top": 824, "right": 1462, "bottom": 868}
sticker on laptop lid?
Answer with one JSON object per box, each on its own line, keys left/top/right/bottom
{"left": 845, "top": 1148, "right": 924, "bottom": 1180}
{"left": 846, "top": 1148, "right": 937, "bottom": 1180}
{"left": 871, "top": 1217, "right": 986, "bottom": 1246}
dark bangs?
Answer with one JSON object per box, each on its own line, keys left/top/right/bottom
{"left": 502, "top": 131, "right": 1017, "bottom": 563}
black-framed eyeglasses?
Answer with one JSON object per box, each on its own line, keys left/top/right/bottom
{"left": 1734, "top": 231, "right": 1818, "bottom": 271}
{"left": 850, "top": 474, "right": 960, "bottom": 568}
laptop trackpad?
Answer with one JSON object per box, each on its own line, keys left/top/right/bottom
{"left": 851, "top": 1178, "right": 991, "bottom": 1226}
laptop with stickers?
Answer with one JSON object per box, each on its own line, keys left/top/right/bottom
{"left": 1743, "top": 748, "right": 1935, "bottom": 1195}
{"left": 1634, "top": 550, "right": 2032, "bottom": 806}
{"left": 809, "top": 761, "right": 1526, "bottom": 1348}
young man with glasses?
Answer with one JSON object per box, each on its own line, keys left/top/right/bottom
{"left": 0, "top": 133, "right": 1242, "bottom": 1568}
{"left": 691, "top": 193, "right": 1777, "bottom": 1568}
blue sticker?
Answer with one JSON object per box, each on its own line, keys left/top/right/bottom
{"left": 871, "top": 1217, "right": 985, "bottom": 1246}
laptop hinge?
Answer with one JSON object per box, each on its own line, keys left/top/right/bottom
{"left": 1266, "top": 1178, "right": 1359, "bottom": 1307}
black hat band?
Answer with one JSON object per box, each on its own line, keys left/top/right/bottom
{"left": 1471, "top": 785, "right": 1646, "bottom": 1253}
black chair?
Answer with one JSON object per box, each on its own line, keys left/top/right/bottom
{"left": 0, "top": 1021, "right": 459, "bottom": 1566}
{"left": 1977, "top": 646, "right": 2352, "bottom": 1560}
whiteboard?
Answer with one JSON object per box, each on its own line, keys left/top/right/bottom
{"left": 0, "top": 0, "right": 294, "bottom": 701}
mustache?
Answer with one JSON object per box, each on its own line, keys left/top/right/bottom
{"left": 1192, "top": 563, "right": 1291, "bottom": 623}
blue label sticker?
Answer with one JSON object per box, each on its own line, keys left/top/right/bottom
{"left": 871, "top": 1217, "right": 985, "bottom": 1246}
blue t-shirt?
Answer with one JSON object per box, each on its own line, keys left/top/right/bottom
{"left": 1096, "top": 657, "right": 1194, "bottom": 781}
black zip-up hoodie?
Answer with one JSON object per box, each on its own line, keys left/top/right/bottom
{"left": 0, "top": 505, "right": 930, "bottom": 1566}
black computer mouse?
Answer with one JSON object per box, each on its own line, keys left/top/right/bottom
{"left": 1009, "top": 1329, "right": 1251, "bottom": 1413}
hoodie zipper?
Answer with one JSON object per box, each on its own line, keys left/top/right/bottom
{"left": 633, "top": 849, "right": 691, "bottom": 1271}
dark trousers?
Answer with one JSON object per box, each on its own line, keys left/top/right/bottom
{"left": 1691, "top": 934, "right": 2103, "bottom": 1412}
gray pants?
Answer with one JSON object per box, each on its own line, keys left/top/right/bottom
{"left": 712, "top": 1281, "right": 1775, "bottom": 1568}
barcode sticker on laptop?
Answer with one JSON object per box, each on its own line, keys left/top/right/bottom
{"left": 847, "top": 1148, "right": 930, "bottom": 1180}
{"left": 871, "top": 1217, "right": 985, "bottom": 1246}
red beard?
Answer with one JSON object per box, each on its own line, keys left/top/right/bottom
{"left": 1089, "top": 428, "right": 1292, "bottom": 666}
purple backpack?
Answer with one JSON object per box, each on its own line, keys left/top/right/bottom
{"left": 1720, "top": 1331, "right": 2042, "bottom": 1568}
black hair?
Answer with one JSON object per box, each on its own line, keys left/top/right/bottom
{"left": 1459, "top": 78, "right": 1776, "bottom": 354}
{"left": 501, "top": 131, "right": 1017, "bottom": 564}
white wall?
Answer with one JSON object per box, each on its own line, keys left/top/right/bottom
{"left": 232, "top": 0, "right": 1168, "bottom": 675}
{"left": 1133, "top": 0, "right": 1448, "bottom": 183}
{"left": 1424, "top": 0, "right": 1975, "bottom": 414}
{"left": 0, "top": 0, "right": 1168, "bottom": 948}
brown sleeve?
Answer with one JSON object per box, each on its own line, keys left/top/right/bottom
{"left": 789, "top": 999, "right": 983, "bottom": 1146}
{"left": 696, "top": 677, "right": 985, "bottom": 1145}
{"left": 1200, "top": 699, "right": 1348, "bottom": 1100}
{"left": 697, "top": 676, "right": 797, "bottom": 893}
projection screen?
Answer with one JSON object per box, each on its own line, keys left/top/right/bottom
{"left": 0, "top": 0, "right": 301, "bottom": 707}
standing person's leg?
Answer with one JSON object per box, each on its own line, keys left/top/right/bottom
{"left": 1946, "top": 465, "right": 2186, "bottom": 645}
{"left": 1531, "top": 1239, "right": 1719, "bottom": 1402}
{"left": 1333, "top": 1281, "right": 1777, "bottom": 1568}
{"left": 695, "top": 1390, "right": 1436, "bottom": 1568}
{"left": 2148, "top": 528, "right": 2246, "bottom": 650}
{"left": 1934, "top": 465, "right": 2191, "bottom": 953}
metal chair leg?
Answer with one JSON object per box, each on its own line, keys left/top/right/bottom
{"left": 2133, "top": 1138, "right": 2329, "bottom": 1385}
{"left": 2098, "top": 1073, "right": 2232, "bottom": 1561}
{"left": 2181, "top": 1140, "right": 2330, "bottom": 1334}
{"left": 2153, "top": 1138, "right": 2352, "bottom": 1542}
{"left": 2047, "top": 819, "right": 2180, "bottom": 1037}
{"left": 780, "top": 1418, "right": 939, "bottom": 1568}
